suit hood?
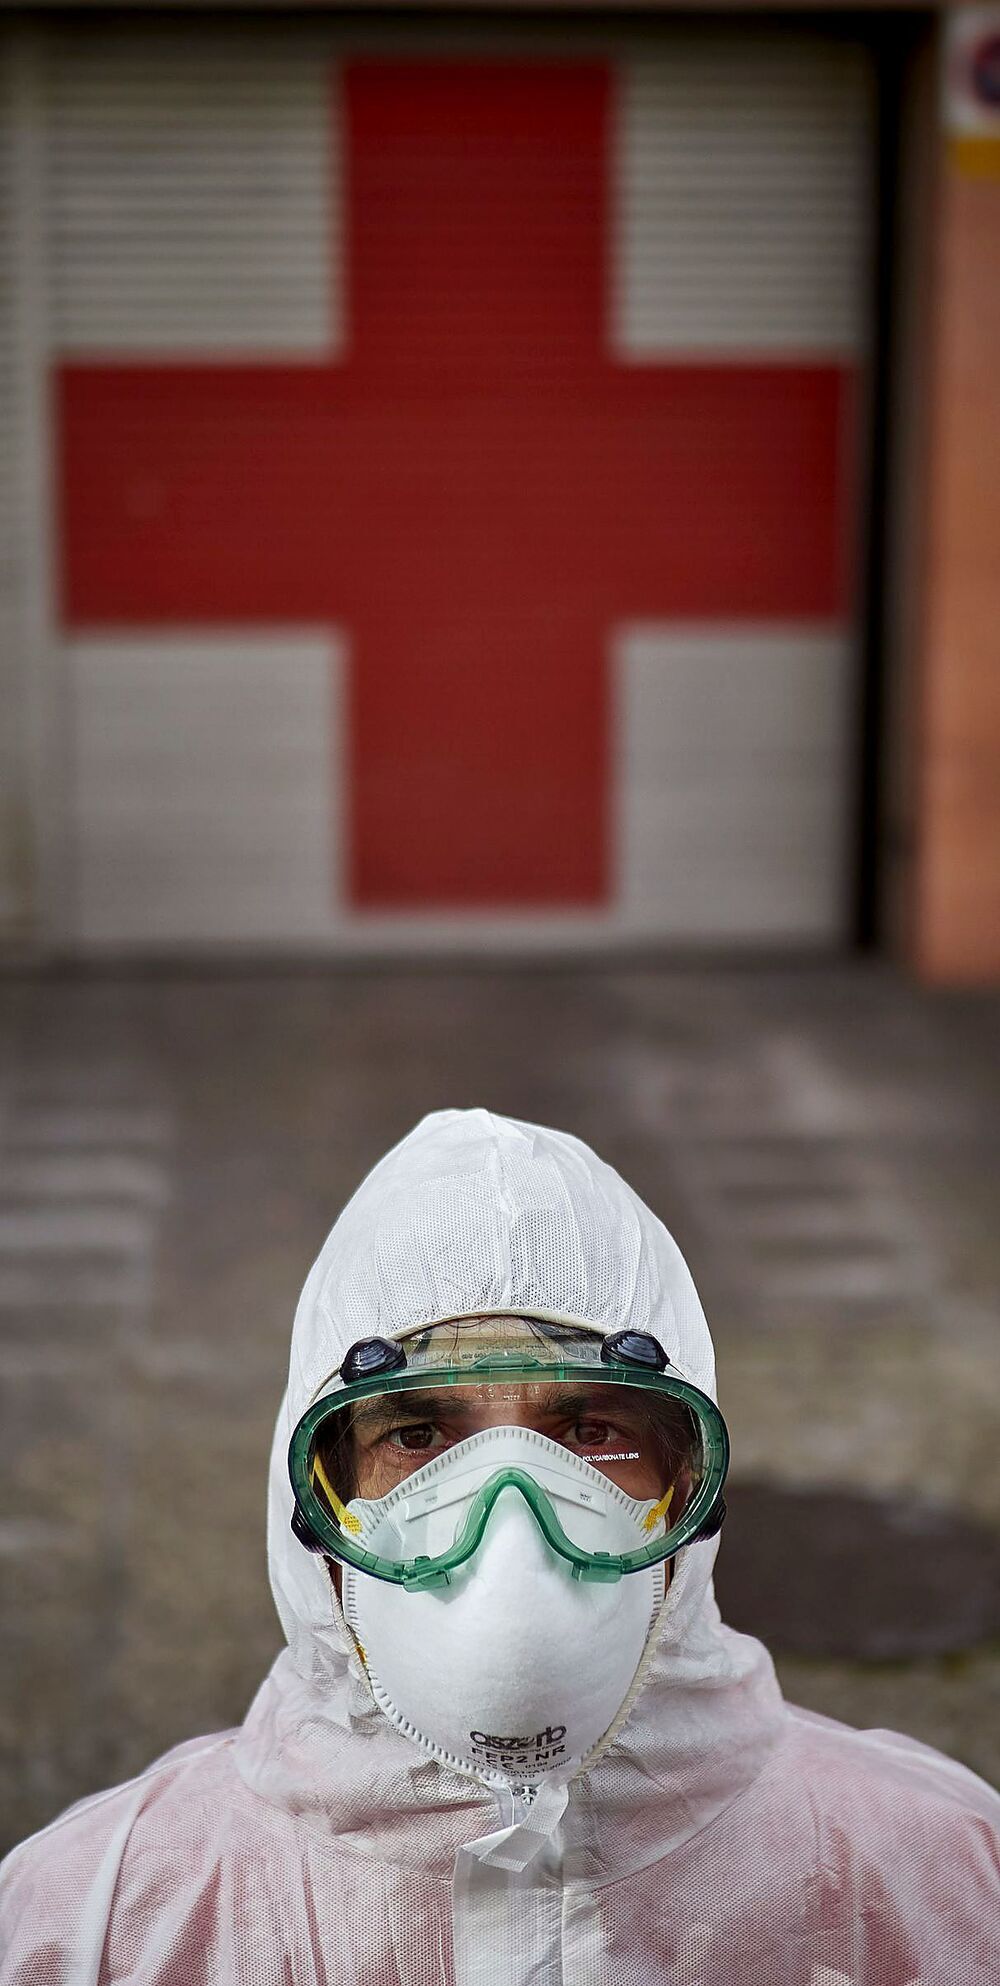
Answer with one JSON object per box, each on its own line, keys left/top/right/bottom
{"left": 237, "top": 1110, "right": 785, "bottom": 1878}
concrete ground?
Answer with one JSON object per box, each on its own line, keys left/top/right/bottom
{"left": 1, "top": 961, "right": 998, "bottom": 1854}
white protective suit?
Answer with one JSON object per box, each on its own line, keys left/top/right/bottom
{"left": 2, "top": 1108, "right": 999, "bottom": 1986}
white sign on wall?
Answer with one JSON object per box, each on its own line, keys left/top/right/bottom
{"left": 945, "top": 6, "right": 1000, "bottom": 135}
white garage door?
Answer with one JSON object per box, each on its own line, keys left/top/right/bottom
{"left": 1, "top": 17, "right": 872, "bottom": 951}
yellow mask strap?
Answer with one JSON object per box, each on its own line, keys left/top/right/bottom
{"left": 312, "top": 1452, "right": 363, "bottom": 1537}
{"left": 642, "top": 1484, "right": 675, "bottom": 1535}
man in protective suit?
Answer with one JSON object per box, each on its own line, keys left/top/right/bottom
{"left": 3, "top": 1108, "right": 999, "bottom": 1984}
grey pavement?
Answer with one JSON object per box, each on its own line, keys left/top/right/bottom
{"left": 1, "top": 961, "right": 998, "bottom": 1853}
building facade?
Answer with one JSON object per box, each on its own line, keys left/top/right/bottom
{"left": 0, "top": 4, "right": 997, "bottom": 975}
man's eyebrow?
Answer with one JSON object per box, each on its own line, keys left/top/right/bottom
{"left": 350, "top": 1389, "right": 467, "bottom": 1433}
{"left": 527, "top": 1385, "right": 603, "bottom": 1416}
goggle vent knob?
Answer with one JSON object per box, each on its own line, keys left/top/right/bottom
{"left": 698, "top": 1496, "right": 727, "bottom": 1541}
{"left": 340, "top": 1336, "right": 407, "bottom": 1384}
{"left": 600, "top": 1329, "right": 670, "bottom": 1372}
{"left": 290, "top": 1503, "right": 324, "bottom": 1554}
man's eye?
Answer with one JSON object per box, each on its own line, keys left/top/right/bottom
{"left": 571, "top": 1420, "right": 614, "bottom": 1448}
{"left": 388, "top": 1422, "right": 441, "bottom": 1452}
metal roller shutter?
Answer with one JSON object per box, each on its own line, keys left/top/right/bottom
{"left": 0, "top": 42, "right": 20, "bottom": 933}
{"left": 0, "top": 32, "right": 42, "bottom": 941}
{"left": 19, "top": 18, "right": 872, "bottom": 950}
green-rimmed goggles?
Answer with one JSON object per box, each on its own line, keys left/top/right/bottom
{"left": 289, "top": 1318, "right": 729, "bottom": 1589}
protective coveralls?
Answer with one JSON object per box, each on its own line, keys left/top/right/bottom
{"left": 2, "top": 1108, "right": 999, "bottom": 1986}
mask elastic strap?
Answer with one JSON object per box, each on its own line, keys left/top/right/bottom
{"left": 642, "top": 1483, "right": 675, "bottom": 1534}
{"left": 312, "top": 1454, "right": 363, "bottom": 1536}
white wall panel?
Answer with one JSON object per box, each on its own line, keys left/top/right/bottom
{"left": 0, "top": 64, "right": 16, "bottom": 618}
{"left": 69, "top": 635, "right": 341, "bottom": 944}
{"left": 0, "top": 50, "right": 21, "bottom": 925}
{"left": 616, "top": 628, "right": 852, "bottom": 940}
{"left": 615, "top": 35, "right": 871, "bottom": 356}
{"left": 47, "top": 30, "right": 338, "bottom": 356}
{"left": 0, "top": 39, "right": 30, "bottom": 934}
{"left": 0, "top": 29, "right": 55, "bottom": 942}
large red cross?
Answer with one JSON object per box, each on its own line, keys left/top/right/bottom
{"left": 58, "top": 62, "right": 851, "bottom": 908}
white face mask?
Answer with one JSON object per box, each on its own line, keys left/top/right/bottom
{"left": 341, "top": 1427, "right": 666, "bottom": 1786}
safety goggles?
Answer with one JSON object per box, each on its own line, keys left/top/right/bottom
{"left": 289, "top": 1317, "right": 729, "bottom": 1589}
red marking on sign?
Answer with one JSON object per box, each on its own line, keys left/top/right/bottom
{"left": 58, "top": 63, "right": 852, "bottom": 908}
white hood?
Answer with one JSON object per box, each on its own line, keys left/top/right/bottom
{"left": 235, "top": 1109, "right": 786, "bottom": 1882}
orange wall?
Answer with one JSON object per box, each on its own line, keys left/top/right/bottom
{"left": 915, "top": 141, "right": 1000, "bottom": 979}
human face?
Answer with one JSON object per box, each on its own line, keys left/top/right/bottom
{"left": 348, "top": 1377, "right": 679, "bottom": 1502}
{"left": 300, "top": 1316, "right": 715, "bottom": 1593}
{"left": 324, "top": 1380, "right": 686, "bottom": 1599}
